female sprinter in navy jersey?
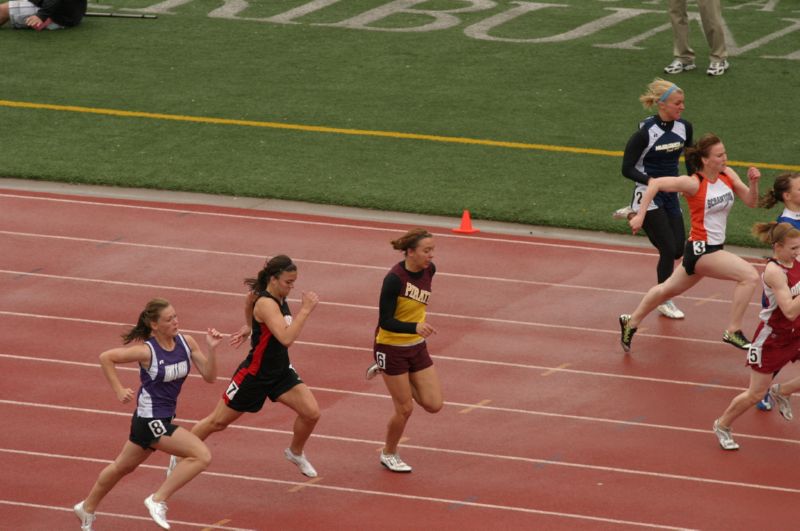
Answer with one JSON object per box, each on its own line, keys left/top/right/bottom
{"left": 74, "top": 299, "right": 222, "bottom": 531}
{"left": 366, "top": 228, "right": 443, "bottom": 472}
{"left": 712, "top": 222, "right": 800, "bottom": 450}
{"left": 616, "top": 78, "right": 694, "bottom": 319}
{"left": 184, "top": 255, "right": 322, "bottom": 477}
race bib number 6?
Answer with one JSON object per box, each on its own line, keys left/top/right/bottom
{"left": 376, "top": 351, "right": 387, "bottom": 370}
{"left": 747, "top": 345, "right": 762, "bottom": 368}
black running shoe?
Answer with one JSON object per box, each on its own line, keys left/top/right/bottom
{"left": 722, "top": 330, "right": 750, "bottom": 350}
{"left": 619, "top": 314, "right": 637, "bottom": 353}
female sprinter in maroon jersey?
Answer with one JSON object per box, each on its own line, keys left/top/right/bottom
{"left": 366, "top": 228, "right": 443, "bottom": 472}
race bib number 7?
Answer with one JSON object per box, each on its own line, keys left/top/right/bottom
{"left": 747, "top": 345, "right": 762, "bottom": 368}
{"left": 225, "top": 381, "right": 240, "bottom": 400}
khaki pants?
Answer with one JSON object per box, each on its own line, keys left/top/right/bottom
{"left": 668, "top": 0, "right": 727, "bottom": 63}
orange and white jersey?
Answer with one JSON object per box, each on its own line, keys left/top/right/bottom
{"left": 684, "top": 172, "right": 736, "bottom": 245}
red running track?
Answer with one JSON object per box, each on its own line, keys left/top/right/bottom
{"left": 0, "top": 187, "right": 797, "bottom": 530}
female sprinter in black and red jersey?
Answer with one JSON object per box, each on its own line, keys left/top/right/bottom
{"left": 182, "top": 255, "right": 322, "bottom": 477}
{"left": 712, "top": 222, "right": 800, "bottom": 450}
{"left": 366, "top": 228, "right": 443, "bottom": 472}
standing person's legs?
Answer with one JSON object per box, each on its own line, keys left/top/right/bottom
{"left": 693, "top": 251, "right": 758, "bottom": 334}
{"left": 276, "top": 383, "right": 321, "bottom": 456}
{"left": 697, "top": 0, "right": 727, "bottom": 62}
{"left": 642, "top": 209, "right": 682, "bottom": 284}
{"left": 668, "top": 0, "right": 694, "bottom": 64}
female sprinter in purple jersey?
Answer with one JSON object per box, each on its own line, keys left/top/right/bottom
{"left": 712, "top": 222, "right": 800, "bottom": 450}
{"left": 185, "top": 255, "right": 322, "bottom": 478}
{"left": 365, "top": 228, "right": 443, "bottom": 472}
{"left": 74, "top": 298, "right": 222, "bottom": 531}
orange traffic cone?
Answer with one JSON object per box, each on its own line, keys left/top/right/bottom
{"left": 452, "top": 210, "right": 479, "bottom": 234}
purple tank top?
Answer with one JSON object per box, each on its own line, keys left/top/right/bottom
{"left": 136, "top": 334, "right": 192, "bottom": 418}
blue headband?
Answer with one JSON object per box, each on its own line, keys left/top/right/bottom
{"left": 659, "top": 84, "right": 679, "bottom": 103}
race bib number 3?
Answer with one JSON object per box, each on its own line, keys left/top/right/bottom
{"left": 747, "top": 346, "right": 762, "bottom": 368}
{"left": 693, "top": 241, "right": 706, "bottom": 256}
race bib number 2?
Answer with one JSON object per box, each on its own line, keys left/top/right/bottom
{"left": 747, "top": 346, "right": 762, "bottom": 368}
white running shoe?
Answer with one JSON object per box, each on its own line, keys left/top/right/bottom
{"left": 365, "top": 362, "right": 382, "bottom": 380}
{"left": 706, "top": 60, "right": 730, "bottom": 76}
{"left": 73, "top": 501, "right": 96, "bottom": 531}
{"left": 285, "top": 448, "right": 318, "bottom": 477}
{"left": 380, "top": 451, "right": 412, "bottom": 473}
{"left": 657, "top": 300, "right": 685, "bottom": 319}
{"left": 144, "top": 494, "right": 170, "bottom": 529}
{"left": 664, "top": 59, "right": 696, "bottom": 74}
{"left": 166, "top": 455, "right": 178, "bottom": 477}
{"left": 611, "top": 206, "right": 635, "bottom": 220}
{"left": 712, "top": 419, "right": 739, "bottom": 451}
{"left": 769, "top": 384, "right": 793, "bottom": 421}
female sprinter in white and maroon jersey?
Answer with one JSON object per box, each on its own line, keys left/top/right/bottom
{"left": 367, "top": 228, "right": 443, "bottom": 472}
{"left": 186, "top": 255, "right": 322, "bottom": 478}
{"left": 712, "top": 222, "right": 800, "bottom": 450}
{"left": 74, "top": 299, "right": 223, "bottom": 531}
{"left": 619, "top": 133, "right": 761, "bottom": 353}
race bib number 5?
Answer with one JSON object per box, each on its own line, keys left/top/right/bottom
{"left": 747, "top": 345, "right": 762, "bottom": 368}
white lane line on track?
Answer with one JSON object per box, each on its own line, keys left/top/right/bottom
{"left": 0, "top": 499, "right": 254, "bottom": 530}
{"left": 0, "top": 447, "right": 715, "bottom": 530}
{"left": 0, "top": 192, "right": 667, "bottom": 256}
{"left": 0, "top": 300, "right": 754, "bottom": 349}
{"left": 0, "top": 233, "right": 766, "bottom": 303}
{"left": 0, "top": 316, "right": 756, "bottom": 390}
{"left": 1, "top": 365, "right": 797, "bottom": 447}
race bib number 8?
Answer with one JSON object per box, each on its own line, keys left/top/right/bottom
{"left": 376, "top": 351, "right": 387, "bottom": 370}
{"left": 747, "top": 346, "right": 762, "bottom": 368}
{"left": 148, "top": 419, "right": 167, "bottom": 437}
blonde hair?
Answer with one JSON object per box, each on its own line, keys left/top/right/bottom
{"left": 752, "top": 221, "right": 800, "bottom": 246}
{"left": 639, "top": 78, "right": 683, "bottom": 109}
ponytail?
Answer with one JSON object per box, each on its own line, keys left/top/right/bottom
{"left": 121, "top": 298, "right": 170, "bottom": 344}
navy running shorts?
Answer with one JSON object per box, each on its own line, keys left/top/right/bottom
{"left": 129, "top": 414, "right": 179, "bottom": 450}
